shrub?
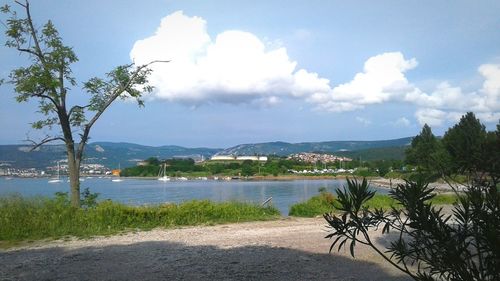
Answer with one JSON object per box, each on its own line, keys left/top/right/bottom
{"left": 324, "top": 177, "right": 499, "bottom": 281}
{"left": 289, "top": 192, "right": 337, "bottom": 217}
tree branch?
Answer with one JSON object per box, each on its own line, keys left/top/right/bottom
{"left": 68, "top": 104, "right": 90, "bottom": 118}
{"left": 16, "top": 46, "right": 42, "bottom": 59}
{"left": 76, "top": 60, "right": 169, "bottom": 160}
{"left": 30, "top": 89, "right": 59, "bottom": 107}
{"left": 14, "top": 1, "right": 27, "bottom": 8}
{"left": 25, "top": 135, "right": 65, "bottom": 151}
{"left": 19, "top": 1, "right": 46, "bottom": 66}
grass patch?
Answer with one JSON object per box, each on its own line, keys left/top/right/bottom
{"left": 288, "top": 192, "right": 458, "bottom": 217}
{"left": 429, "top": 193, "right": 459, "bottom": 205}
{"left": 0, "top": 194, "right": 280, "bottom": 244}
{"left": 288, "top": 192, "right": 338, "bottom": 217}
{"left": 363, "top": 194, "right": 398, "bottom": 210}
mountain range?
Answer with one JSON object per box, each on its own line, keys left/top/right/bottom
{"left": 0, "top": 137, "right": 412, "bottom": 169}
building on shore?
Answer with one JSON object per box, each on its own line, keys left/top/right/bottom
{"left": 210, "top": 155, "right": 268, "bottom": 162}
{"left": 287, "top": 152, "right": 352, "bottom": 163}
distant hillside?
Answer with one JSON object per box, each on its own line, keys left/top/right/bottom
{"left": 0, "top": 137, "right": 412, "bottom": 169}
{"left": 0, "top": 142, "right": 222, "bottom": 169}
{"left": 217, "top": 137, "right": 412, "bottom": 157}
{"left": 336, "top": 146, "right": 407, "bottom": 161}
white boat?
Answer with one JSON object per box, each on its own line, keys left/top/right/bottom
{"left": 48, "top": 161, "right": 62, "bottom": 183}
{"left": 158, "top": 163, "right": 170, "bottom": 182}
{"left": 112, "top": 163, "right": 124, "bottom": 182}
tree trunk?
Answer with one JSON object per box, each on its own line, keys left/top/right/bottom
{"left": 66, "top": 143, "right": 80, "bottom": 208}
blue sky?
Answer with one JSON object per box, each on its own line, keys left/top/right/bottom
{"left": 1, "top": 0, "right": 499, "bottom": 148}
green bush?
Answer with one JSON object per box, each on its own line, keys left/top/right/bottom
{"left": 289, "top": 192, "right": 337, "bottom": 217}
{"left": 384, "top": 171, "right": 405, "bottom": 179}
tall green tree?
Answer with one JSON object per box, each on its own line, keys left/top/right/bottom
{"left": 441, "top": 112, "right": 492, "bottom": 182}
{"left": 1, "top": 1, "right": 167, "bottom": 207}
{"left": 405, "top": 124, "right": 443, "bottom": 173}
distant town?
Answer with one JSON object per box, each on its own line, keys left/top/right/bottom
{"left": 0, "top": 152, "right": 354, "bottom": 177}
{"left": 0, "top": 162, "right": 112, "bottom": 178}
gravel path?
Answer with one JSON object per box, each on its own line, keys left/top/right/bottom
{"left": 0, "top": 217, "right": 410, "bottom": 281}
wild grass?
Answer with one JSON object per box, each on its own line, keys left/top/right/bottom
{"left": 288, "top": 191, "right": 458, "bottom": 217}
{"left": 0, "top": 193, "right": 280, "bottom": 244}
{"left": 288, "top": 192, "right": 338, "bottom": 217}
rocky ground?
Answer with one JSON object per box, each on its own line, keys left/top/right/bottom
{"left": 370, "top": 177, "right": 465, "bottom": 192}
{"left": 0, "top": 217, "right": 410, "bottom": 281}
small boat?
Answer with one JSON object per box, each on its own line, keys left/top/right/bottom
{"left": 48, "top": 161, "right": 62, "bottom": 183}
{"left": 112, "top": 162, "right": 124, "bottom": 182}
{"left": 158, "top": 163, "right": 170, "bottom": 182}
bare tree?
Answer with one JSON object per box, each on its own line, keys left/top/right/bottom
{"left": 1, "top": 1, "right": 168, "bottom": 207}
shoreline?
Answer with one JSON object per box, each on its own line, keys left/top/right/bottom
{"left": 2, "top": 174, "right": 463, "bottom": 193}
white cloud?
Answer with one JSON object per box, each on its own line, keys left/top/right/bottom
{"left": 407, "top": 63, "right": 500, "bottom": 126}
{"left": 355, "top": 116, "right": 372, "bottom": 126}
{"left": 414, "top": 109, "right": 465, "bottom": 126}
{"left": 478, "top": 63, "right": 500, "bottom": 111}
{"left": 415, "top": 108, "right": 447, "bottom": 127}
{"left": 130, "top": 11, "right": 330, "bottom": 105}
{"left": 310, "top": 52, "right": 419, "bottom": 112}
{"left": 394, "top": 117, "right": 410, "bottom": 127}
{"left": 130, "top": 11, "right": 499, "bottom": 126}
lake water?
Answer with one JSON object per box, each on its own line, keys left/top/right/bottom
{"left": 0, "top": 177, "right": 388, "bottom": 215}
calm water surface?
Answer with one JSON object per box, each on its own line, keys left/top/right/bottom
{"left": 0, "top": 177, "right": 388, "bottom": 215}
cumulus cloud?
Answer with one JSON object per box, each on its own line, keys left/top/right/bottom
{"left": 409, "top": 64, "right": 500, "bottom": 126}
{"left": 415, "top": 108, "right": 447, "bottom": 127}
{"left": 130, "top": 11, "right": 499, "bottom": 126}
{"left": 130, "top": 11, "right": 330, "bottom": 105}
{"left": 310, "top": 52, "right": 419, "bottom": 112}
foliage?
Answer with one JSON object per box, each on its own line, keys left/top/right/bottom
{"left": 289, "top": 186, "right": 451, "bottom": 217}
{"left": 241, "top": 160, "right": 256, "bottom": 176}
{"left": 405, "top": 124, "right": 440, "bottom": 171}
{"left": 0, "top": 1, "right": 163, "bottom": 207}
{"left": 324, "top": 113, "right": 500, "bottom": 281}
{"left": 120, "top": 164, "right": 160, "bottom": 177}
{"left": 80, "top": 188, "right": 99, "bottom": 209}
{"left": 289, "top": 192, "right": 337, "bottom": 217}
{"left": 336, "top": 146, "right": 407, "bottom": 161}
{"left": 121, "top": 158, "right": 204, "bottom": 177}
{"left": 384, "top": 171, "right": 406, "bottom": 179}
{"left": 442, "top": 113, "right": 499, "bottom": 185}
{"left": 0, "top": 193, "right": 280, "bottom": 244}
{"left": 352, "top": 167, "right": 377, "bottom": 177}
{"left": 325, "top": 178, "right": 499, "bottom": 281}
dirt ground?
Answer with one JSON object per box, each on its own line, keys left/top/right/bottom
{"left": 0, "top": 217, "right": 410, "bottom": 281}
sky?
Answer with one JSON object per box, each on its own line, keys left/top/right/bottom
{"left": 0, "top": 0, "right": 499, "bottom": 148}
